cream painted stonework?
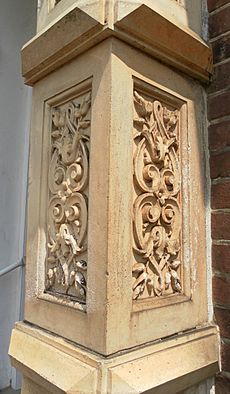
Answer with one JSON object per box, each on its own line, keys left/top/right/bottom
{"left": 20, "top": 38, "right": 212, "bottom": 354}
{"left": 9, "top": 1, "right": 218, "bottom": 393}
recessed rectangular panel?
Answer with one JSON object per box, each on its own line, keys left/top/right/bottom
{"left": 43, "top": 81, "right": 92, "bottom": 306}
{"left": 132, "top": 79, "right": 189, "bottom": 309}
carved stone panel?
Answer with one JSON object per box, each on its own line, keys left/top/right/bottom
{"left": 45, "top": 89, "right": 91, "bottom": 304}
{"left": 132, "top": 84, "right": 184, "bottom": 302}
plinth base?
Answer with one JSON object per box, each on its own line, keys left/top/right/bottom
{"left": 9, "top": 322, "right": 219, "bottom": 394}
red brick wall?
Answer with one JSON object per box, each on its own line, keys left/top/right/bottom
{"left": 208, "top": 0, "right": 230, "bottom": 391}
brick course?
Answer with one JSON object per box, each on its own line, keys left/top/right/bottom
{"left": 208, "top": 90, "right": 230, "bottom": 120}
{"left": 208, "top": 0, "right": 230, "bottom": 12}
{"left": 221, "top": 341, "right": 230, "bottom": 372}
{"left": 212, "top": 213, "right": 230, "bottom": 239}
{"left": 212, "top": 34, "right": 230, "bottom": 63}
{"left": 211, "top": 181, "right": 230, "bottom": 208}
{"left": 210, "top": 151, "right": 230, "bottom": 178}
{"left": 213, "top": 275, "right": 230, "bottom": 305}
{"left": 209, "top": 120, "right": 230, "bottom": 150}
{"left": 214, "top": 308, "right": 230, "bottom": 337}
{"left": 216, "top": 374, "right": 230, "bottom": 394}
{"left": 209, "top": 6, "right": 230, "bottom": 38}
{"left": 208, "top": 0, "right": 230, "bottom": 388}
{"left": 212, "top": 244, "right": 230, "bottom": 271}
{"left": 208, "top": 62, "right": 230, "bottom": 93}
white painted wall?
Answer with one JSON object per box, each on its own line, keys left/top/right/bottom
{"left": 0, "top": 0, "right": 37, "bottom": 389}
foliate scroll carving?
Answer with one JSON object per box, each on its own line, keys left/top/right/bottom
{"left": 45, "top": 90, "right": 91, "bottom": 303}
{"left": 133, "top": 89, "right": 182, "bottom": 301}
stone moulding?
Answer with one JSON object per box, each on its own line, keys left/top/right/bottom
{"left": 115, "top": 5, "right": 212, "bottom": 81}
{"left": 9, "top": 322, "right": 219, "bottom": 394}
{"left": 21, "top": 4, "right": 212, "bottom": 86}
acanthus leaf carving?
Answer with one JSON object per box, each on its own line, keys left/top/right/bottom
{"left": 45, "top": 90, "right": 91, "bottom": 303}
{"left": 133, "top": 89, "right": 182, "bottom": 301}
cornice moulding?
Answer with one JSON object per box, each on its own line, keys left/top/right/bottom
{"left": 21, "top": 4, "right": 212, "bottom": 86}
{"left": 115, "top": 5, "right": 212, "bottom": 83}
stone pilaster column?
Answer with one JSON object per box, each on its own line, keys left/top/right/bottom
{"left": 9, "top": 1, "right": 219, "bottom": 393}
